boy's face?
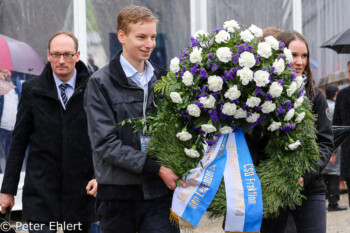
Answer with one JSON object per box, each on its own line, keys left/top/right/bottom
{"left": 118, "top": 20, "right": 157, "bottom": 66}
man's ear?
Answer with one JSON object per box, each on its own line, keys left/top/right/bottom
{"left": 118, "top": 30, "right": 125, "bottom": 44}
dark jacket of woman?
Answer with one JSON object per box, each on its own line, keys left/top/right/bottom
{"left": 333, "top": 85, "right": 350, "bottom": 179}
{"left": 247, "top": 88, "right": 333, "bottom": 194}
{"left": 1, "top": 61, "right": 96, "bottom": 223}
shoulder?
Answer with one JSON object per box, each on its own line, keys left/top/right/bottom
{"left": 150, "top": 61, "right": 168, "bottom": 79}
{"left": 337, "top": 86, "right": 350, "bottom": 97}
{"left": 21, "top": 76, "right": 41, "bottom": 91}
{"left": 90, "top": 64, "right": 110, "bottom": 82}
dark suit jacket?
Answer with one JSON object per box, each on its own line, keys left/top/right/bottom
{"left": 1, "top": 61, "right": 96, "bottom": 223}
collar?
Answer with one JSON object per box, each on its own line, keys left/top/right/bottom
{"left": 52, "top": 69, "right": 77, "bottom": 89}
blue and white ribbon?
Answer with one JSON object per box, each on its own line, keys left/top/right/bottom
{"left": 170, "top": 131, "right": 263, "bottom": 232}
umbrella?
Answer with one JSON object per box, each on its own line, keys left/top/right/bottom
{"left": 0, "top": 34, "right": 44, "bottom": 75}
{"left": 332, "top": 125, "right": 350, "bottom": 152}
{"left": 321, "top": 28, "right": 350, "bottom": 54}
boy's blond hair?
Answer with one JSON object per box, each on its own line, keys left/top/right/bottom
{"left": 117, "top": 5, "right": 158, "bottom": 34}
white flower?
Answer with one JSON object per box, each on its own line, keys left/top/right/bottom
{"left": 215, "top": 30, "right": 230, "bottom": 44}
{"left": 295, "top": 112, "right": 306, "bottom": 123}
{"left": 194, "top": 30, "right": 209, "bottom": 39}
{"left": 190, "top": 47, "right": 203, "bottom": 63}
{"left": 284, "top": 108, "right": 295, "bottom": 121}
{"left": 185, "top": 148, "right": 200, "bottom": 158}
{"left": 240, "top": 30, "right": 254, "bottom": 43}
{"left": 267, "top": 121, "right": 282, "bottom": 131}
{"left": 254, "top": 70, "right": 270, "bottom": 87}
{"left": 239, "top": 52, "right": 256, "bottom": 68}
{"left": 199, "top": 95, "right": 216, "bottom": 108}
{"left": 269, "top": 82, "right": 283, "bottom": 98}
{"left": 216, "top": 47, "right": 232, "bottom": 63}
{"left": 246, "top": 113, "right": 260, "bottom": 123}
{"left": 246, "top": 96, "right": 261, "bottom": 108}
{"left": 223, "top": 19, "right": 240, "bottom": 32}
{"left": 284, "top": 48, "right": 293, "bottom": 63}
{"left": 257, "top": 42, "right": 272, "bottom": 59}
{"left": 287, "top": 81, "right": 298, "bottom": 97}
{"left": 201, "top": 124, "right": 217, "bottom": 134}
{"left": 194, "top": 30, "right": 210, "bottom": 47}
{"left": 237, "top": 67, "right": 254, "bottom": 85}
{"left": 234, "top": 108, "right": 247, "bottom": 119}
{"left": 222, "top": 103, "right": 237, "bottom": 116}
{"left": 294, "top": 96, "right": 304, "bottom": 108}
{"left": 265, "top": 36, "right": 279, "bottom": 50}
{"left": 170, "top": 57, "right": 180, "bottom": 73}
{"left": 176, "top": 131, "right": 192, "bottom": 141}
{"left": 224, "top": 85, "right": 241, "bottom": 100}
{"left": 208, "top": 75, "right": 223, "bottom": 92}
{"left": 295, "top": 75, "right": 304, "bottom": 89}
{"left": 286, "top": 140, "right": 301, "bottom": 150}
{"left": 261, "top": 101, "right": 276, "bottom": 113}
{"left": 220, "top": 126, "right": 233, "bottom": 134}
{"left": 182, "top": 71, "right": 194, "bottom": 86}
{"left": 187, "top": 104, "right": 201, "bottom": 117}
{"left": 273, "top": 58, "right": 285, "bottom": 75}
{"left": 170, "top": 92, "right": 183, "bottom": 104}
{"left": 249, "top": 24, "right": 263, "bottom": 37}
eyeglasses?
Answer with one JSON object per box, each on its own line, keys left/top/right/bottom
{"left": 49, "top": 52, "right": 77, "bottom": 60}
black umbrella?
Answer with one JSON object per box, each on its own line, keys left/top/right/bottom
{"left": 332, "top": 125, "right": 350, "bottom": 152}
{"left": 321, "top": 28, "right": 350, "bottom": 54}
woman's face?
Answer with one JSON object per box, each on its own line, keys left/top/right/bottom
{"left": 288, "top": 39, "right": 308, "bottom": 76}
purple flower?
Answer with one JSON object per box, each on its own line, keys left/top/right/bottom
{"left": 208, "top": 109, "right": 219, "bottom": 122}
{"left": 276, "top": 106, "right": 285, "bottom": 116}
{"left": 190, "top": 64, "right": 198, "bottom": 73}
{"left": 248, "top": 116, "right": 267, "bottom": 130}
{"left": 279, "top": 123, "right": 296, "bottom": 131}
{"left": 214, "top": 28, "right": 222, "bottom": 33}
{"left": 200, "top": 68, "right": 208, "bottom": 79}
{"left": 297, "top": 88, "right": 304, "bottom": 98}
{"left": 190, "top": 37, "right": 200, "bottom": 47}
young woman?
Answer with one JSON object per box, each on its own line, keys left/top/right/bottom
{"left": 256, "top": 30, "right": 334, "bottom": 233}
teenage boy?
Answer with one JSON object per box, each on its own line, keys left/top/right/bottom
{"left": 84, "top": 5, "right": 185, "bottom": 233}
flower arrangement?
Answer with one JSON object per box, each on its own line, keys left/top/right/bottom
{"left": 128, "top": 18, "right": 319, "bottom": 218}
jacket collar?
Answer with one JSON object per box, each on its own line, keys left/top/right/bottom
{"left": 109, "top": 51, "right": 166, "bottom": 89}
{"left": 32, "top": 60, "right": 90, "bottom": 99}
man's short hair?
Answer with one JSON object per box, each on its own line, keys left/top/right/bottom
{"left": 325, "top": 84, "right": 339, "bottom": 100}
{"left": 48, "top": 30, "right": 79, "bottom": 51}
{"left": 117, "top": 5, "right": 157, "bottom": 34}
{"left": 347, "top": 60, "right": 350, "bottom": 66}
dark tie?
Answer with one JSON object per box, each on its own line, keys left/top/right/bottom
{"left": 59, "top": 83, "right": 69, "bottom": 106}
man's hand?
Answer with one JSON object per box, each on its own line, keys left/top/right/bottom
{"left": 86, "top": 179, "right": 98, "bottom": 197}
{"left": 298, "top": 177, "right": 304, "bottom": 187}
{"left": 329, "top": 153, "right": 336, "bottom": 164}
{"left": 0, "top": 193, "right": 14, "bottom": 214}
{"left": 158, "top": 166, "right": 187, "bottom": 190}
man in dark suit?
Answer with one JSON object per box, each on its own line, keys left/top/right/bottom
{"left": 333, "top": 60, "right": 350, "bottom": 207}
{"left": 0, "top": 31, "right": 97, "bottom": 233}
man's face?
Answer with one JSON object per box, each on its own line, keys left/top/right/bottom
{"left": 118, "top": 20, "right": 156, "bottom": 67}
{"left": 47, "top": 34, "right": 80, "bottom": 82}
{"left": 0, "top": 68, "right": 12, "bottom": 81}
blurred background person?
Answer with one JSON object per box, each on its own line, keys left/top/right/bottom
{"left": 0, "top": 68, "right": 21, "bottom": 173}
{"left": 87, "top": 57, "right": 99, "bottom": 75}
{"left": 322, "top": 84, "right": 347, "bottom": 211}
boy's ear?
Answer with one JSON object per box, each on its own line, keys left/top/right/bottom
{"left": 118, "top": 30, "right": 125, "bottom": 44}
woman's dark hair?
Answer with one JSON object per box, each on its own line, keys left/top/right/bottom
{"left": 277, "top": 30, "right": 314, "bottom": 98}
